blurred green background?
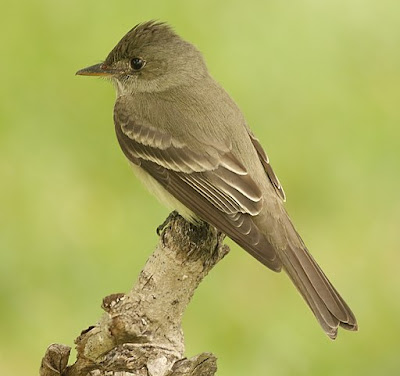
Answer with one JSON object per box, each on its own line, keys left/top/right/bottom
{"left": 1, "top": 0, "right": 399, "bottom": 375}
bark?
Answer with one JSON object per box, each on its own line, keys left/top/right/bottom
{"left": 40, "top": 212, "right": 229, "bottom": 376}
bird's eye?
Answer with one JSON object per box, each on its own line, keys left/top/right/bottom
{"left": 130, "top": 58, "right": 146, "bottom": 71}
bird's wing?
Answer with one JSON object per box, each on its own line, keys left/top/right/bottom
{"left": 248, "top": 131, "right": 286, "bottom": 201}
{"left": 114, "top": 101, "right": 282, "bottom": 271}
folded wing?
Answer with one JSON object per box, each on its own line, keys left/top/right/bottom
{"left": 114, "top": 99, "right": 282, "bottom": 271}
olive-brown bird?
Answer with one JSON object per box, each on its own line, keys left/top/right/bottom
{"left": 77, "top": 21, "right": 357, "bottom": 339}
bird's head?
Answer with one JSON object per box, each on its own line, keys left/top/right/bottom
{"left": 76, "top": 21, "right": 207, "bottom": 94}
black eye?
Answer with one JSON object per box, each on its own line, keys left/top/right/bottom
{"left": 130, "top": 57, "right": 145, "bottom": 70}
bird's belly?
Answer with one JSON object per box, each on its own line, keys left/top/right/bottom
{"left": 129, "top": 163, "right": 197, "bottom": 222}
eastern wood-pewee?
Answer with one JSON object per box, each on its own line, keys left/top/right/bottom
{"left": 76, "top": 21, "right": 357, "bottom": 339}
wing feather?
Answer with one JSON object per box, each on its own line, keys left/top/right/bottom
{"left": 248, "top": 131, "right": 286, "bottom": 201}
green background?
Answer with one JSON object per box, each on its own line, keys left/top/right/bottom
{"left": 1, "top": 1, "right": 399, "bottom": 375}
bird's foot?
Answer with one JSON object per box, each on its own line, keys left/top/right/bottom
{"left": 156, "top": 210, "right": 180, "bottom": 236}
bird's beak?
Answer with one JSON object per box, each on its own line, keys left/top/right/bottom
{"left": 76, "top": 63, "right": 115, "bottom": 77}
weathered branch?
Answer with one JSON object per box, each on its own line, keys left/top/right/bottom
{"left": 40, "top": 212, "right": 229, "bottom": 376}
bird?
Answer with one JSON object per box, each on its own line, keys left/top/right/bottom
{"left": 76, "top": 21, "right": 357, "bottom": 339}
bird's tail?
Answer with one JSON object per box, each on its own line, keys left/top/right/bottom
{"left": 278, "top": 217, "right": 358, "bottom": 339}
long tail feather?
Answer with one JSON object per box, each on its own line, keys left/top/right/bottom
{"left": 278, "top": 219, "right": 358, "bottom": 338}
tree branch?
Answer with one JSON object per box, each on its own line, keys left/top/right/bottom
{"left": 40, "top": 212, "right": 229, "bottom": 376}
